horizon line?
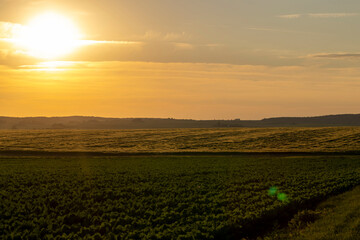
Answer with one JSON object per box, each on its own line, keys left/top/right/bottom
{"left": 0, "top": 113, "right": 359, "bottom": 122}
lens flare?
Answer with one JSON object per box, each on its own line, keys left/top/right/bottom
{"left": 268, "top": 186, "right": 278, "bottom": 196}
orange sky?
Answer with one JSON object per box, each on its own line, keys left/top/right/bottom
{"left": 0, "top": 0, "right": 360, "bottom": 119}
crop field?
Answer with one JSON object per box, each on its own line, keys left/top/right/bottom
{"left": 0, "top": 127, "right": 360, "bottom": 153}
{"left": 1, "top": 155, "right": 360, "bottom": 239}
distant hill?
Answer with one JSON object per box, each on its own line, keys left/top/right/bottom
{"left": 0, "top": 114, "right": 359, "bottom": 129}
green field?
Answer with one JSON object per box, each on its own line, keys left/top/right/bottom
{"left": 1, "top": 155, "right": 360, "bottom": 239}
{"left": 0, "top": 127, "right": 360, "bottom": 153}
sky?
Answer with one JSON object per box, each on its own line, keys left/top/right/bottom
{"left": 0, "top": 0, "right": 360, "bottom": 120}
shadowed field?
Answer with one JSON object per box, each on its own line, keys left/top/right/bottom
{"left": 1, "top": 155, "right": 360, "bottom": 239}
{"left": 0, "top": 127, "right": 360, "bottom": 154}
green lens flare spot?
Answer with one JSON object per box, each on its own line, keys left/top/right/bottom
{"left": 268, "top": 186, "right": 278, "bottom": 196}
{"left": 277, "top": 193, "right": 288, "bottom": 202}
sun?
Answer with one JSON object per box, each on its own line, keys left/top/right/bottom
{"left": 18, "top": 12, "right": 81, "bottom": 59}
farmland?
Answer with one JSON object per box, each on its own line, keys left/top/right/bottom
{"left": 1, "top": 154, "right": 360, "bottom": 239}
{"left": 1, "top": 127, "right": 360, "bottom": 239}
{"left": 0, "top": 127, "right": 360, "bottom": 154}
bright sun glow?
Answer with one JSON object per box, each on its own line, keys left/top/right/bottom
{"left": 18, "top": 12, "right": 81, "bottom": 59}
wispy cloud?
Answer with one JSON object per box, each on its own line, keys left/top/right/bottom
{"left": 309, "top": 53, "right": 360, "bottom": 59}
{"left": 278, "top": 13, "right": 358, "bottom": 19}
{"left": 0, "top": 21, "right": 141, "bottom": 47}
{"left": 80, "top": 40, "right": 142, "bottom": 46}
{"left": 173, "top": 42, "right": 194, "bottom": 50}
{"left": 0, "top": 21, "right": 23, "bottom": 39}
{"left": 142, "top": 31, "right": 192, "bottom": 42}
{"left": 278, "top": 14, "right": 302, "bottom": 19}
{"left": 247, "top": 27, "right": 313, "bottom": 35}
{"left": 308, "top": 13, "right": 358, "bottom": 18}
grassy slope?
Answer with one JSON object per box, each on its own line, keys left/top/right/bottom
{"left": 261, "top": 186, "right": 360, "bottom": 240}
{"left": 0, "top": 127, "right": 360, "bottom": 153}
{"left": 293, "top": 186, "right": 360, "bottom": 240}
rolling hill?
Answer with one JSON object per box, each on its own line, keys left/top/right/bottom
{"left": 0, "top": 114, "right": 359, "bottom": 129}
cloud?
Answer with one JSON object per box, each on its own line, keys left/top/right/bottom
{"left": 173, "top": 42, "right": 194, "bottom": 50}
{"left": 142, "top": 31, "right": 192, "bottom": 42}
{"left": 80, "top": 40, "right": 143, "bottom": 46}
{"left": 278, "top": 14, "right": 302, "bottom": 19}
{"left": 308, "top": 13, "right": 358, "bottom": 18}
{"left": 278, "top": 13, "right": 358, "bottom": 19}
{"left": 138, "top": 30, "right": 222, "bottom": 51}
{"left": 0, "top": 21, "right": 281, "bottom": 67}
{"left": 309, "top": 53, "right": 360, "bottom": 59}
{"left": 247, "top": 27, "right": 312, "bottom": 35}
{"left": 0, "top": 48, "right": 38, "bottom": 68}
{"left": 0, "top": 21, "right": 23, "bottom": 39}
{"left": 0, "top": 22, "right": 37, "bottom": 67}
